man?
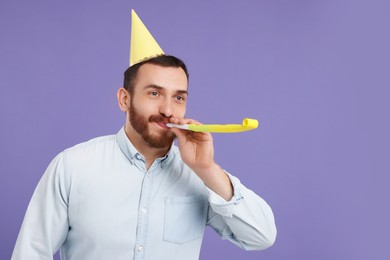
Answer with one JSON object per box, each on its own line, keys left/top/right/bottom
{"left": 12, "top": 11, "right": 276, "bottom": 260}
{"left": 12, "top": 54, "right": 276, "bottom": 260}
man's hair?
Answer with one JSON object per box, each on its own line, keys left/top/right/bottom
{"left": 123, "top": 55, "right": 189, "bottom": 94}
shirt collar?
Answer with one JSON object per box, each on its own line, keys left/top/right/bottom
{"left": 116, "top": 127, "right": 175, "bottom": 169}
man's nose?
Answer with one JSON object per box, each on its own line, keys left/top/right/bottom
{"left": 159, "top": 99, "right": 173, "bottom": 118}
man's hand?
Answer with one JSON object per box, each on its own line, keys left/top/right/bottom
{"left": 169, "top": 118, "right": 233, "bottom": 201}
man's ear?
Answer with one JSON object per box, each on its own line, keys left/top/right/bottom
{"left": 117, "top": 87, "right": 130, "bottom": 112}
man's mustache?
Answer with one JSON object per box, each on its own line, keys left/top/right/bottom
{"left": 149, "top": 115, "right": 171, "bottom": 124}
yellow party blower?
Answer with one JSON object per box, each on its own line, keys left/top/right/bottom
{"left": 166, "top": 118, "right": 258, "bottom": 133}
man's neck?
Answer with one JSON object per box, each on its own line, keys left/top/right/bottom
{"left": 124, "top": 126, "right": 170, "bottom": 170}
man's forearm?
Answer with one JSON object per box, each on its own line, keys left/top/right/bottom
{"left": 194, "top": 163, "right": 234, "bottom": 201}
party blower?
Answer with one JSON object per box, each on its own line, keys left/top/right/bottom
{"left": 166, "top": 118, "right": 259, "bottom": 133}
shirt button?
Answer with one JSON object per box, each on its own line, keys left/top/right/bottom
{"left": 136, "top": 154, "right": 142, "bottom": 160}
{"left": 141, "top": 208, "right": 147, "bottom": 214}
{"left": 138, "top": 245, "right": 143, "bottom": 252}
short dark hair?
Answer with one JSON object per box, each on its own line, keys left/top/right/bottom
{"left": 123, "top": 55, "right": 189, "bottom": 94}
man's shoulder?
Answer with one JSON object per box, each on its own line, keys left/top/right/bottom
{"left": 64, "top": 133, "right": 117, "bottom": 156}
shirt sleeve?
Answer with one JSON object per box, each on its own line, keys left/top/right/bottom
{"left": 12, "top": 152, "right": 70, "bottom": 260}
{"left": 206, "top": 172, "right": 277, "bottom": 250}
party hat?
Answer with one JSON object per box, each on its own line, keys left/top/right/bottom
{"left": 130, "top": 10, "right": 164, "bottom": 66}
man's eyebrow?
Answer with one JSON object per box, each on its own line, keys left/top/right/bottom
{"left": 144, "top": 84, "right": 188, "bottom": 95}
{"left": 176, "top": 89, "right": 188, "bottom": 95}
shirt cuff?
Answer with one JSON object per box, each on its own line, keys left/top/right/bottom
{"left": 207, "top": 172, "right": 244, "bottom": 218}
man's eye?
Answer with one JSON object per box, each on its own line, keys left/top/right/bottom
{"left": 175, "top": 96, "right": 185, "bottom": 102}
{"left": 150, "top": 91, "right": 159, "bottom": 97}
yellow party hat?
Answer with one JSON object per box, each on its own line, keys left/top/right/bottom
{"left": 130, "top": 10, "right": 164, "bottom": 66}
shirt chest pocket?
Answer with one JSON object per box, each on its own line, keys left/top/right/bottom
{"left": 164, "top": 195, "right": 206, "bottom": 244}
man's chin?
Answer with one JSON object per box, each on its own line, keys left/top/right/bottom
{"left": 147, "top": 142, "right": 173, "bottom": 149}
{"left": 143, "top": 133, "right": 175, "bottom": 149}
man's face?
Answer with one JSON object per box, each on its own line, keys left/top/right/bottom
{"left": 127, "top": 63, "right": 188, "bottom": 149}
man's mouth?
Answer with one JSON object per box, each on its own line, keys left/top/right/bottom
{"left": 154, "top": 121, "right": 170, "bottom": 129}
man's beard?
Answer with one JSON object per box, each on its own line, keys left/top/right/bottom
{"left": 129, "top": 100, "right": 176, "bottom": 149}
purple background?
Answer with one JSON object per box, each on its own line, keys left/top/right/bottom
{"left": 1, "top": 0, "right": 389, "bottom": 259}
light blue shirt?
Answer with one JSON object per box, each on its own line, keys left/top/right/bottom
{"left": 12, "top": 127, "right": 276, "bottom": 260}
